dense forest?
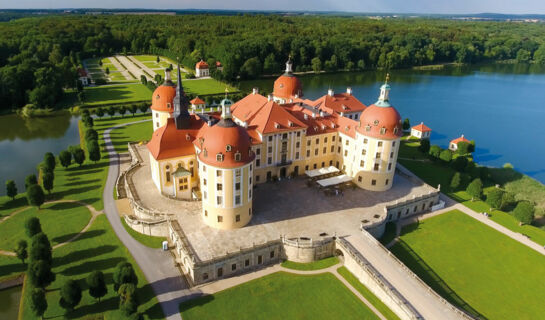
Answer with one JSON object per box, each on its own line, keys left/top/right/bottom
{"left": 2, "top": 14, "right": 545, "bottom": 111}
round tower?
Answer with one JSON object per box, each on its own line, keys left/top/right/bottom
{"left": 150, "top": 69, "right": 176, "bottom": 131}
{"left": 197, "top": 100, "right": 255, "bottom": 230}
{"left": 272, "top": 56, "right": 303, "bottom": 104}
{"left": 354, "top": 74, "right": 402, "bottom": 191}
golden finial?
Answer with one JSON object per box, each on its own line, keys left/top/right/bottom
{"left": 385, "top": 73, "right": 390, "bottom": 84}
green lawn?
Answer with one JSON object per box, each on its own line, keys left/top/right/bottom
{"left": 391, "top": 210, "right": 545, "bottom": 320}
{"left": 281, "top": 256, "right": 339, "bottom": 270}
{"left": 109, "top": 120, "right": 152, "bottom": 153}
{"left": 337, "top": 267, "right": 401, "bottom": 320}
{"left": 82, "top": 84, "right": 152, "bottom": 106}
{"left": 179, "top": 272, "right": 380, "bottom": 320}
{"left": 0, "top": 202, "right": 92, "bottom": 251}
{"left": 0, "top": 194, "right": 28, "bottom": 219}
{"left": 182, "top": 78, "right": 238, "bottom": 96}
{"left": 121, "top": 218, "right": 165, "bottom": 249}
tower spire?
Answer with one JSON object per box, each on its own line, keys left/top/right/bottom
{"left": 285, "top": 55, "right": 293, "bottom": 74}
{"left": 173, "top": 58, "right": 191, "bottom": 129}
{"left": 376, "top": 73, "right": 392, "bottom": 107}
{"left": 221, "top": 87, "right": 232, "bottom": 120}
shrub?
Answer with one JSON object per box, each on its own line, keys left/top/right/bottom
{"left": 27, "top": 184, "right": 45, "bottom": 209}
{"left": 457, "top": 141, "right": 470, "bottom": 155}
{"left": 513, "top": 201, "right": 535, "bottom": 225}
{"left": 6, "top": 180, "right": 17, "bottom": 200}
{"left": 25, "top": 174, "right": 38, "bottom": 189}
{"left": 419, "top": 139, "right": 430, "bottom": 153}
{"left": 25, "top": 217, "right": 42, "bottom": 237}
{"left": 113, "top": 262, "right": 138, "bottom": 291}
{"left": 500, "top": 192, "right": 516, "bottom": 211}
{"left": 59, "top": 279, "right": 82, "bottom": 312}
{"left": 402, "top": 118, "right": 410, "bottom": 130}
{"left": 85, "top": 128, "right": 98, "bottom": 141}
{"left": 73, "top": 148, "right": 86, "bottom": 166}
{"left": 466, "top": 178, "right": 483, "bottom": 201}
{"left": 43, "top": 152, "right": 56, "bottom": 172}
{"left": 29, "top": 232, "right": 52, "bottom": 264}
{"left": 439, "top": 149, "right": 453, "bottom": 163}
{"left": 59, "top": 150, "right": 72, "bottom": 168}
{"left": 450, "top": 172, "right": 462, "bottom": 190}
{"left": 15, "top": 240, "right": 28, "bottom": 264}
{"left": 429, "top": 145, "right": 441, "bottom": 159}
{"left": 87, "top": 271, "right": 107, "bottom": 301}
{"left": 30, "top": 288, "right": 48, "bottom": 319}
{"left": 451, "top": 156, "right": 468, "bottom": 172}
{"left": 42, "top": 171, "right": 54, "bottom": 194}
{"left": 486, "top": 188, "right": 505, "bottom": 209}
{"left": 118, "top": 283, "right": 138, "bottom": 315}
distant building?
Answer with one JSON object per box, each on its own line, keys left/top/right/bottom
{"left": 77, "top": 68, "right": 89, "bottom": 86}
{"left": 216, "top": 61, "right": 223, "bottom": 72}
{"left": 190, "top": 97, "right": 206, "bottom": 110}
{"left": 449, "top": 134, "right": 470, "bottom": 151}
{"left": 195, "top": 60, "right": 209, "bottom": 78}
{"left": 411, "top": 122, "right": 432, "bottom": 139}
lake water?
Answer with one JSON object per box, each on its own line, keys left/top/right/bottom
{"left": 0, "top": 285, "right": 22, "bottom": 319}
{"left": 0, "top": 112, "right": 80, "bottom": 195}
{"left": 240, "top": 64, "right": 545, "bottom": 184}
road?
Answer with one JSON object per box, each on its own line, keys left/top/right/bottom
{"left": 103, "top": 119, "right": 188, "bottom": 320}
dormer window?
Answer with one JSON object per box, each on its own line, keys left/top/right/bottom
{"left": 365, "top": 125, "right": 371, "bottom": 132}
{"left": 342, "top": 105, "right": 348, "bottom": 110}
{"left": 203, "top": 149, "right": 208, "bottom": 157}
{"left": 216, "top": 153, "right": 224, "bottom": 162}
{"left": 321, "top": 125, "right": 326, "bottom": 130}
{"left": 156, "top": 95, "right": 160, "bottom": 100}
{"left": 393, "top": 127, "right": 399, "bottom": 134}
{"left": 288, "top": 120, "right": 293, "bottom": 127}
{"left": 373, "top": 120, "right": 379, "bottom": 126}
{"left": 234, "top": 152, "right": 241, "bottom": 161}
{"left": 167, "top": 103, "right": 171, "bottom": 109}
{"left": 226, "top": 144, "right": 232, "bottom": 152}
{"left": 380, "top": 127, "right": 386, "bottom": 135}
{"left": 274, "top": 122, "right": 280, "bottom": 129}
{"left": 186, "top": 134, "right": 191, "bottom": 141}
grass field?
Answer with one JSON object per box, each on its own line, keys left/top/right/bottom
{"left": 0, "top": 202, "right": 92, "bottom": 250}
{"left": 182, "top": 78, "right": 238, "bottom": 96}
{"left": 337, "top": 267, "right": 401, "bottom": 320}
{"left": 109, "top": 120, "right": 152, "bottom": 153}
{"left": 121, "top": 218, "right": 165, "bottom": 249}
{"left": 83, "top": 84, "right": 152, "bottom": 106}
{"left": 391, "top": 210, "right": 545, "bottom": 320}
{"left": 179, "top": 272, "right": 380, "bottom": 320}
{"left": 281, "top": 256, "right": 339, "bottom": 270}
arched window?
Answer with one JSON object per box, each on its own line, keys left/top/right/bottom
{"left": 373, "top": 120, "right": 379, "bottom": 126}
{"left": 216, "top": 153, "right": 224, "bottom": 162}
{"left": 165, "top": 165, "right": 171, "bottom": 183}
{"left": 226, "top": 144, "right": 232, "bottom": 152}
{"left": 234, "top": 152, "right": 241, "bottom": 161}
{"left": 380, "top": 127, "right": 386, "bottom": 135}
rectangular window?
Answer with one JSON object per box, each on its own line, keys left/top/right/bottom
{"left": 313, "top": 163, "right": 317, "bottom": 169}
{"left": 256, "top": 175, "right": 260, "bottom": 182}
{"left": 249, "top": 189, "right": 252, "bottom": 199}
{"left": 202, "top": 165, "right": 206, "bottom": 172}
{"left": 385, "top": 179, "right": 389, "bottom": 185}
{"left": 376, "top": 152, "right": 381, "bottom": 159}
{"left": 216, "top": 170, "right": 222, "bottom": 177}
{"left": 268, "top": 157, "right": 272, "bottom": 165}
{"left": 362, "top": 149, "right": 366, "bottom": 156}
{"left": 235, "top": 182, "right": 240, "bottom": 190}
{"left": 256, "top": 159, "right": 261, "bottom": 167}
{"left": 344, "top": 150, "right": 348, "bottom": 156}
{"left": 236, "top": 214, "right": 240, "bottom": 222}
{"left": 204, "top": 210, "right": 208, "bottom": 216}
{"left": 345, "top": 140, "right": 349, "bottom": 146}
{"left": 245, "top": 259, "right": 250, "bottom": 267}
{"left": 217, "top": 183, "right": 223, "bottom": 191}
{"left": 217, "top": 196, "right": 222, "bottom": 205}
{"left": 314, "top": 149, "right": 318, "bottom": 156}
{"left": 258, "top": 255, "right": 263, "bottom": 264}
{"left": 203, "top": 178, "right": 207, "bottom": 186}
{"left": 307, "top": 140, "right": 311, "bottom": 146}
{"left": 390, "top": 152, "right": 394, "bottom": 159}
{"left": 306, "top": 150, "right": 310, "bottom": 157}
{"left": 388, "top": 163, "right": 392, "bottom": 170}
{"left": 249, "top": 177, "right": 252, "bottom": 185}
{"left": 268, "top": 146, "right": 272, "bottom": 153}
{"left": 283, "top": 133, "right": 288, "bottom": 139}
{"left": 374, "top": 163, "right": 379, "bottom": 171}
{"left": 217, "top": 215, "right": 223, "bottom": 222}
{"left": 360, "top": 160, "right": 365, "bottom": 167}
{"left": 268, "top": 136, "right": 272, "bottom": 142}
{"left": 364, "top": 138, "right": 368, "bottom": 144}
{"left": 235, "top": 169, "right": 241, "bottom": 177}
{"left": 392, "top": 141, "right": 396, "bottom": 147}
{"left": 296, "top": 152, "right": 299, "bottom": 159}
{"left": 324, "top": 137, "right": 328, "bottom": 143}
{"left": 297, "top": 131, "right": 301, "bottom": 137}
{"left": 316, "top": 138, "right": 319, "bottom": 144}
{"left": 358, "top": 176, "right": 362, "bottom": 182}
{"left": 372, "top": 179, "right": 376, "bottom": 186}
{"left": 203, "top": 273, "right": 208, "bottom": 280}
{"left": 329, "top": 160, "right": 333, "bottom": 166}
{"left": 203, "top": 191, "right": 207, "bottom": 200}
{"left": 256, "top": 148, "right": 261, "bottom": 155}
{"left": 337, "top": 146, "right": 341, "bottom": 153}
{"left": 270, "top": 251, "right": 275, "bottom": 258}
{"left": 332, "top": 136, "right": 336, "bottom": 142}
{"left": 232, "top": 263, "right": 237, "bottom": 271}
{"left": 323, "top": 147, "right": 326, "bottom": 154}
{"left": 331, "top": 146, "right": 334, "bottom": 153}
{"left": 235, "top": 195, "right": 241, "bottom": 205}
{"left": 378, "top": 141, "right": 383, "bottom": 147}
{"left": 296, "top": 141, "right": 300, "bottom": 148}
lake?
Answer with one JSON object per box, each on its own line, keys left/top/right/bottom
{"left": 240, "top": 63, "right": 545, "bottom": 184}
{"left": 0, "top": 112, "right": 80, "bottom": 195}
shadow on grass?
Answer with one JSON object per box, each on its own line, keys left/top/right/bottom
{"left": 391, "top": 240, "right": 486, "bottom": 319}
{"left": 60, "top": 257, "right": 126, "bottom": 276}
{"left": 53, "top": 245, "right": 118, "bottom": 267}
{"left": 63, "top": 295, "right": 119, "bottom": 319}
{"left": 0, "top": 261, "right": 26, "bottom": 278}
{"left": 0, "top": 196, "right": 28, "bottom": 214}
{"left": 46, "top": 201, "right": 87, "bottom": 211}
{"left": 52, "top": 229, "right": 106, "bottom": 245}
{"left": 62, "top": 179, "right": 101, "bottom": 187}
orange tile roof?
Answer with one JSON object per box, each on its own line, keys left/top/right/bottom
{"left": 196, "top": 60, "right": 209, "bottom": 69}
{"left": 273, "top": 74, "right": 303, "bottom": 99}
{"left": 147, "top": 117, "right": 204, "bottom": 160}
{"left": 190, "top": 97, "right": 205, "bottom": 105}
{"left": 412, "top": 122, "right": 432, "bottom": 132}
{"left": 314, "top": 93, "right": 367, "bottom": 115}
{"left": 333, "top": 114, "right": 358, "bottom": 139}
{"left": 356, "top": 104, "right": 403, "bottom": 140}
{"left": 247, "top": 101, "right": 307, "bottom": 134}
{"left": 450, "top": 135, "right": 470, "bottom": 145}
{"left": 231, "top": 93, "right": 269, "bottom": 122}
{"left": 150, "top": 85, "right": 176, "bottom": 113}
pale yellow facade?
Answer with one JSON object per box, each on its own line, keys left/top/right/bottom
{"left": 152, "top": 110, "right": 171, "bottom": 131}
{"left": 149, "top": 153, "right": 199, "bottom": 199}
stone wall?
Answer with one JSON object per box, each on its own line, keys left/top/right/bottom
{"left": 281, "top": 236, "right": 335, "bottom": 263}
{"left": 124, "top": 215, "right": 168, "bottom": 237}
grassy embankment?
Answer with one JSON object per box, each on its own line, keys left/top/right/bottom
{"left": 398, "top": 136, "right": 545, "bottom": 246}
{"left": 391, "top": 210, "right": 545, "bottom": 320}
{"left": 0, "top": 113, "right": 163, "bottom": 319}
{"left": 179, "top": 272, "right": 381, "bottom": 320}
{"left": 281, "top": 256, "right": 339, "bottom": 271}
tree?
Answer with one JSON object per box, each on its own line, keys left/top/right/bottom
{"left": 516, "top": 49, "right": 531, "bottom": 63}
{"left": 59, "top": 150, "right": 72, "bottom": 168}
{"left": 30, "top": 288, "right": 48, "bottom": 320}
{"left": 450, "top": 172, "right": 462, "bottom": 190}
{"left": 27, "top": 184, "right": 45, "bottom": 209}
{"left": 429, "top": 145, "right": 441, "bottom": 159}
{"left": 500, "top": 192, "right": 516, "bottom": 211}
{"left": 42, "top": 171, "right": 54, "bottom": 194}
{"left": 85, "top": 128, "right": 98, "bottom": 141}
{"left": 28, "top": 260, "right": 55, "bottom": 288}
{"left": 107, "top": 106, "right": 116, "bottom": 118}
{"left": 96, "top": 108, "right": 105, "bottom": 118}
{"left": 513, "top": 201, "right": 535, "bottom": 225}
{"left": 457, "top": 141, "right": 470, "bottom": 155}
{"left": 468, "top": 140, "right": 476, "bottom": 153}
{"left": 6, "top": 180, "right": 17, "bottom": 200}
{"left": 15, "top": 240, "right": 28, "bottom": 264}
{"left": 73, "top": 148, "right": 85, "bottom": 166}
{"left": 118, "top": 283, "right": 139, "bottom": 316}
{"left": 240, "top": 57, "right": 262, "bottom": 79}
{"left": 402, "top": 118, "right": 410, "bottom": 131}
{"left": 263, "top": 53, "right": 279, "bottom": 74}
{"left": 419, "top": 139, "right": 430, "bottom": 153}
{"left": 129, "top": 104, "right": 138, "bottom": 116}
{"left": 311, "top": 57, "right": 322, "bottom": 73}
{"left": 357, "top": 59, "right": 365, "bottom": 70}
{"left": 139, "top": 104, "right": 148, "bottom": 114}
{"left": 29, "top": 232, "right": 52, "bottom": 264}
{"left": 119, "top": 106, "right": 128, "bottom": 118}
{"left": 466, "top": 178, "right": 483, "bottom": 201}
{"left": 105, "top": 67, "right": 110, "bottom": 75}
{"left": 451, "top": 156, "right": 468, "bottom": 172}
{"left": 88, "top": 142, "right": 101, "bottom": 163}
{"left": 486, "top": 188, "right": 505, "bottom": 209}
{"left": 83, "top": 115, "right": 94, "bottom": 127}
{"left": 156, "top": 56, "right": 160, "bottom": 63}
{"left": 439, "top": 149, "right": 453, "bottom": 163}
{"left": 25, "top": 217, "right": 42, "bottom": 237}
{"left": 59, "top": 279, "right": 82, "bottom": 312}
{"left": 25, "top": 174, "right": 38, "bottom": 189}
{"left": 534, "top": 45, "right": 545, "bottom": 65}
{"left": 87, "top": 270, "right": 107, "bottom": 301}
{"left": 113, "top": 262, "right": 138, "bottom": 291}
{"left": 140, "top": 75, "right": 147, "bottom": 85}
{"left": 43, "top": 152, "right": 56, "bottom": 172}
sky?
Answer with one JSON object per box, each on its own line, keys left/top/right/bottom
{"left": 3, "top": 0, "right": 545, "bottom": 14}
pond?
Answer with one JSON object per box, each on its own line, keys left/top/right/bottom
{"left": 0, "top": 285, "right": 22, "bottom": 319}
{"left": 240, "top": 63, "right": 545, "bottom": 184}
{"left": 0, "top": 111, "right": 80, "bottom": 195}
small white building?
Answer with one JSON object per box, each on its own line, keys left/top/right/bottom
{"left": 77, "top": 68, "right": 89, "bottom": 86}
{"left": 449, "top": 134, "right": 470, "bottom": 151}
{"left": 190, "top": 97, "right": 206, "bottom": 110}
{"left": 195, "top": 60, "right": 209, "bottom": 78}
{"left": 216, "top": 61, "right": 223, "bottom": 71}
{"left": 411, "top": 122, "right": 432, "bottom": 139}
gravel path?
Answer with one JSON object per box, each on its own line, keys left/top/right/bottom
{"left": 116, "top": 55, "right": 152, "bottom": 82}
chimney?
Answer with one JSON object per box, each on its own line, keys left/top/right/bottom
{"left": 328, "top": 88, "right": 334, "bottom": 97}
{"left": 312, "top": 111, "right": 316, "bottom": 118}
{"left": 252, "top": 87, "right": 259, "bottom": 95}
{"left": 165, "top": 68, "right": 172, "bottom": 82}
{"left": 346, "top": 87, "right": 352, "bottom": 95}
{"left": 319, "top": 111, "right": 324, "bottom": 117}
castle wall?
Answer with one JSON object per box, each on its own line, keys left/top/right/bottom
{"left": 281, "top": 237, "right": 336, "bottom": 263}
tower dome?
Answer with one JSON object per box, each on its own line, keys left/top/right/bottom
{"left": 150, "top": 85, "right": 176, "bottom": 113}
{"left": 273, "top": 56, "right": 303, "bottom": 101}
{"left": 357, "top": 75, "right": 402, "bottom": 140}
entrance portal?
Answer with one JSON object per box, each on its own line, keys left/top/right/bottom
{"left": 280, "top": 167, "right": 287, "bottom": 178}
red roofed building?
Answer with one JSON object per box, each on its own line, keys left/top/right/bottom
{"left": 190, "top": 97, "right": 206, "bottom": 110}
{"left": 449, "top": 135, "right": 470, "bottom": 151}
{"left": 272, "top": 57, "right": 303, "bottom": 104}
{"left": 195, "top": 60, "right": 209, "bottom": 78}
{"left": 411, "top": 122, "right": 432, "bottom": 139}
{"left": 216, "top": 61, "right": 223, "bottom": 71}
{"left": 77, "top": 68, "right": 89, "bottom": 86}
{"left": 313, "top": 87, "right": 367, "bottom": 120}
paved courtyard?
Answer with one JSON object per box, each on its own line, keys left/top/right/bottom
{"left": 131, "top": 145, "right": 436, "bottom": 262}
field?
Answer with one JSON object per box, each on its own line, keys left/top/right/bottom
{"left": 83, "top": 84, "right": 152, "bottom": 106}
{"left": 183, "top": 78, "right": 238, "bottom": 96}
{"left": 179, "top": 272, "right": 380, "bottom": 320}
{"left": 391, "top": 210, "right": 545, "bottom": 320}
{"left": 281, "top": 256, "right": 339, "bottom": 270}
{"left": 109, "top": 120, "right": 153, "bottom": 153}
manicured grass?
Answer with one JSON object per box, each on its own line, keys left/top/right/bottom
{"left": 281, "top": 256, "right": 339, "bottom": 270}
{"left": 182, "top": 78, "right": 238, "bottom": 96}
{"left": 337, "top": 266, "right": 401, "bottom": 320}
{"left": 121, "top": 218, "right": 165, "bottom": 249}
{"left": 109, "top": 120, "right": 152, "bottom": 153}
{"left": 180, "top": 271, "right": 380, "bottom": 320}
{"left": 0, "top": 202, "right": 92, "bottom": 250}
{"left": 391, "top": 210, "right": 545, "bottom": 320}
{"left": 0, "top": 194, "right": 28, "bottom": 219}
{"left": 82, "top": 84, "right": 152, "bottom": 106}
{"left": 17, "top": 215, "right": 163, "bottom": 319}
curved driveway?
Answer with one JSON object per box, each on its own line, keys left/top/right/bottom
{"left": 103, "top": 119, "right": 187, "bottom": 320}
